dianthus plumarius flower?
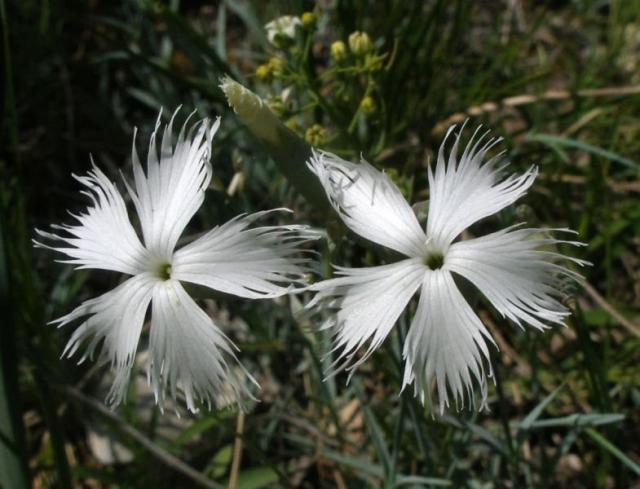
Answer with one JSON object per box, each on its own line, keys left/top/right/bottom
{"left": 306, "top": 125, "right": 586, "bottom": 413}
{"left": 35, "top": 109, "right": 316, "bottom": 412}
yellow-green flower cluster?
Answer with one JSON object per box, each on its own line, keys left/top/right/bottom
{"left": 255, "top": 57, "right": 286, "bottom": 81}
{"left": 330, "top": 30, "right": 386, "bottom": 73}
{"left": 305, "top": 124, "right": 327, "bottom": 146}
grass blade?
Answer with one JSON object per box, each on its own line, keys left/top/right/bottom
{"left": 584, "top": 427, "right": 640, "bottom": 477}
{"left": 0, "top": 203, "right": 30, "bottom": 489}
{"left": 518, "top": 383, "right": 565, "bottom": 433}
{"left": 0, "top": 0, "right": 30, "bottom": 485}
{"left": 526, "top": 133, "right": 640, "bottom": 172}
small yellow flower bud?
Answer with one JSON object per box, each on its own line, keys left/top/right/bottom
{"left": 255, "top": 63, "right": 271, "bottom": 81}
{"left": 301, "top": 11, "right": 316, "bottom": 29}
{"left": 330, "top": 40, "right": 347, "bottom": 62}
{"left": 305, "top": 124, "right": 327, "bottom": 147}
{"left": 348, "top": 31, "right": 372, "bottom": 56}
{"left": 267, "top": 57, "right": 285, "bottom": 77}
{"left": 360, "top": 96, "right": 375, "bottom": 114}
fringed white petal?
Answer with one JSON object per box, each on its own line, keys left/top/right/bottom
{"left": 126, "top": 109, "right": 220, "bottom": 260}
{"left": 426, "top": 125, "right": 537, "bottom": 249}
{"left": 308, "top": 259, "right": 425, "bottom": 377}
{"left": 52, "top": 273, "right": 157, "bottom": 406}
{"left": 308, "top": 150, "right": 427, "bottom": 257}
{"left": 402, "top": 270, "right": 495, "bottom": 414}
{"left": 171, "top": 209, "right": 318, "bottom": 299}
{"left": 34, "top": 165, "right": 150, "bottom": 275}
{"left": 149, "top": 280, "right": 256, "bottom": 412}
{"left": 445, "top": 226, "right": 587, "bottom": 330}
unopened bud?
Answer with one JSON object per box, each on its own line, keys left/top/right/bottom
{"left": 348, "top": 31, "right": 372, "bottom": 56}
{"left": 360, "top": 96, "right": 375, "bottom": 113}
{"left": 267, "top": 57, "right": 285, "bottom": 77}
{"left": 301, "top": 11, "right": 316, "bottom": 29}
{"left": 305, "top": 124, "right": 327, "bottom": 147}
{"left": 255, "top": 64, "right": 271, "bottom": 81}
{"left": 330, "top": 40, "right": 347, "bottom": 61}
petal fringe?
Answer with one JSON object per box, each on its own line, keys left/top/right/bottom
{"left": 308, "top": 259, "right": 424, "bottom": 379}
{"left": 402, "top": 270, "right": 495, "bottom": 414}
{"left": 446, "top": 226, "right": 587, "bottom": 330}
{"left": 172, "top": 209, "right": 319, "bottom": 299}
{"left": 427, "top": 124, "right": 537, "bottom": 249}
{"left": 149, "top": 280, "right": 257, "bottom": 412}
{"left": 34, "top": 164, "right": 150, "bottom": 275}
{"left": 308, "top": 150, "right": 427, "bottom": 257}
{"left": 52, "top": 273, "right": 157, "bottom": 406}
{"left": 125, "top": 108, "right": 220, "bottom": 259}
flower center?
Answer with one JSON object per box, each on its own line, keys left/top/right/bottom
{"left": 155, "top": 262, "right": 172, "bottom": 280}
{"left": 424, "top": 250, "right": 444, "bottom": 270}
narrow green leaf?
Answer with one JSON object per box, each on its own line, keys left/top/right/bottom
{"left": 518, "top": 383, "right": 565, "bottom": 432}
{"left": 227, "top": 466, "right": 279, "bottom": 489}
{"left": 175, "top": 415, "right": 227, "bottom": 446}
{"left": 0, "top": 207, "right": 30, "bottom": 489}
{"left": 441, "top": 415, "right": 508, "bottom": 456}
{"left": 395, "top": 475, "right": 452, "bottom": 487}
{"left": 204, "top": 445, "right": 233, "bottom": 479}
{"left": 527, "top": 413, "right": 625, "bottom": 429}
{"left": 320, "top": 449, "right": 451, "bottom": 487}
{"left": 584, "top": 427, "right": 640, "bottom": 476}
{"left": 525, "top": 133, "right": 640, "bottom": 172}
{"left": 0, "top": 0, "right": 30, "bottom": 485}
{"left": 354, "top": 382, "right": 392, "bottom": 474}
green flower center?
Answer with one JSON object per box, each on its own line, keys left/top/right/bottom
{"left": 424, "top": 251, "right": 444, "bottom": 270}
{"left": 156, "top": 262, "right": 172, "bottom": 280}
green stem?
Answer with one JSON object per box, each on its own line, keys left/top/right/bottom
{"left": 493, "top": 364, "right": 519, "bottom": 483}
{"left": 0, "top": 213, "right": 30, "bottom": 489}
{"left": 0, "top": 1, "right": 29, "bottom": 486}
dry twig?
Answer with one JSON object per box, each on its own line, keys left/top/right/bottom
{"left": 432, "top": 85, "right": 640, "bottom": 134}
{"left": 582, "top": 281, "right": 640, "bottom": 337}
{"left": 228, "top": 410, "right": 245, "bottom": 489}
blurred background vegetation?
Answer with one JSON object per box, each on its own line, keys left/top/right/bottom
{"left": 1, "top": 0, "right": 640, "bottom": 487}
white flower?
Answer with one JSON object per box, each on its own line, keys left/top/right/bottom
{"left": 264, "top": 15, "right": 302, "bottom": 45}
{"left": 35, "top": 109, "right": 316, "bottom": 412}
{"left": 306, "top": 125, "right": 586, "bottom": 413}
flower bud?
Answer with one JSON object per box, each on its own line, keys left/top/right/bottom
{"left": 360, "top": 96, "right": 376, "bottom": 114}
{"left": 220, "top": 76, "right": 328, "bottom": 209}
{"left": 348, "top": 31, "right": 372, "bottom": 56}
{"left": 305, "top": 124, "right": 327, "bottom": 147}
{"left": 255, "top": 64, "right": 271, "bottom": 81}
{"left": 267, "top": 57, "right": 285, "bottom": 77}
{"left": 301, "top": 11, "right": 316, "bottom": 29}
{"left": 330, "top": 40, "right": 347, "bottom": 62}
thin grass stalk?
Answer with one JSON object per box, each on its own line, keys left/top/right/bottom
{"left": 0, "top": 0, "right": 30, "bottom": 485}
{"left": 0, "top": 204, "right": 30, "bottom": 489}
